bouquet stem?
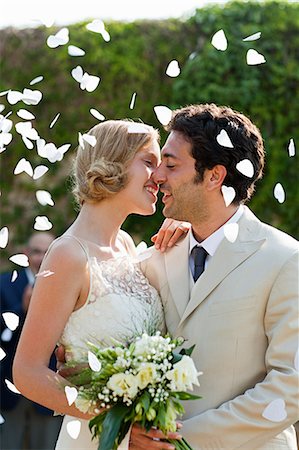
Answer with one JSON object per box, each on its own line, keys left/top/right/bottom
{"left": 168, "top": 438, "right": 194, "bottom": 450}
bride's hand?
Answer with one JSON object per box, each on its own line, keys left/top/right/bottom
{"left": 151, "top": 219, "right": 191, "bottom": 252}
{"left": 129, "top": 423, "right": 182, "bottom": 450}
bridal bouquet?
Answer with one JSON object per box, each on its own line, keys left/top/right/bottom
{"left": 64, "top": 332, "right": 202, "bottom": 450}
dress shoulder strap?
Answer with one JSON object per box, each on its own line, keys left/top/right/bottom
{"left": 43, "top": 235, "right": 89, "bottom": 261}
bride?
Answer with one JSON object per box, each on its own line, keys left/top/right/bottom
{"left": 13, "top": 119, "right": 184, "bottom": 449}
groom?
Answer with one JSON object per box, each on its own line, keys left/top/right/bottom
{"left": 131, "top": 104, "right": 299, "bottom": 449}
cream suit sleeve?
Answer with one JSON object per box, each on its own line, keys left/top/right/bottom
{"left": 182, "top": 249, "right": 299, "bottom": 450}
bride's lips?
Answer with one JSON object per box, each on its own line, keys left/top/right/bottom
{"left": 145, "top": 184, "right": 159, "bottom": 201}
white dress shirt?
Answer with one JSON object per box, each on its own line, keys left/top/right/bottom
{"left": 189, "top": 205, "right": 244, "bottom": 277}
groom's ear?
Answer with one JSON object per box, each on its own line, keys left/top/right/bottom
{"left": 205, "top": 165, "right": 227, "bottom": 191}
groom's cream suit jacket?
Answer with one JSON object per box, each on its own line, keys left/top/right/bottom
{"left": 141, "top": 207, "right": 299, "bottom": 450}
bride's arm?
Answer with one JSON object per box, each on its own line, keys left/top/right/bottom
{"left": 13, "top": 240, "right": 95, "bottom": 419}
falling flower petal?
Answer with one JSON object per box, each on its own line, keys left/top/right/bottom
{"left": 15, "top": 122, "right": 39, "bottom": 140}
{"left": 33, "top": 165, "right": 49, "bottom": 180}
{"left": 288, "top": 138, "right": 295, "bottom": 157}
{"left": 65, "top": 386, "right": 78, "bottom": 406}
{"left": 7, "top": 90, "right": 23, "bottom": 105}
{"left": 2, "top": 312, "right": 19, "bottom": 331}
{"left": 236, "top": 159, "right": 254, "bottom": 178}
{"left": 224, "top": 223, "right": 239, "bottom": 243}
{"left": 71, "top": 66, "right": 84, "bottom": 83}
{"left": 11, "top": 270, "right": 18, "bottom": 282}
{"left": 246, "top": 49, "right": 266, "bottom": 65}
{"left": 129, "top": 92, "right": 137, "bottom": 110}
{"left": 22, "top": 88, "right": 43, "bottom": 106}
{"left": 14, "top": 158, "right": 33, "bottom": 177}
{"left": 90, "top": 108, "right": 105, "bottom": 121}
{"left": 216, "top": 129, "right": 233, "bottom": 148}
{"left": 80, "top": 73, "right": 100, "bottom": 92}
{"left": 1, "top": 328, "right": 13, "bottom": 342}
{"left": 5, "top": 379, "right": 21, "bottom": 394}
{"left": 49, "top": 113, "right": 60, "bottom": 128}
{"left": 9, "top": 254, "right": 29, "bottom": 267}
{"left": 101, "top": 29, "right": 111, "bottom": 42}
{"left": 30, "top": 76, "right": 44, "bottom": 86}
{"left": 166, "top": 60, "right": 181, "bottom": 77}
{"left": 47, "top": 28, "right": 69, "bottom": 48}
{"left": 0, "top": 348, "right": 6, "bottom": 361}
{"left": 88, "top": 351, "right": 102, "bottom": 372}
{"left": 68, "top": 45, "right": 85, "bottom": 57}
{"left": 127, "top": 123, "right": 150, "bottom": 134}
{"left": 154, "top": 105, "right": 172, "bottom": 126}
{"left": 0, "top": 115, "right": 13, "bottom": 133}
{"left": 34, "top": 216, "right": 53, "bottom": 231}
{"left": 17, "top": 109, "right": 35, "bottom": 120}
{"left": 262, "top": 399, "right": 287, "bottom": 422}
{"left": 243, "top": 32, "right": 261, "bottom": 42}
{"left": 22, "top": 136, "right": 34, "bottom": 149}
{"left": 36, "top": 190, "right": 54, "bottom": 206}
{"left": 66, "top": 420, "right": 81, "bottom": 439}
{"left": 0, "top": 226, "right": 9, "bottom": 248}
{"left": 79, "top": 132, "right": 97, "bottom": 148}
{"left": 274, "top": 183, "right": 285, "bottom": 203}
{"left": 36, "top": 270, "right": 54, "bottom": 278}
{"left": 221, "top": 186, "right": 236, "bottom": 207}
{"left": 294, "top": 349, "right": 299, "bottom": 371}
{"left": 0, "top": 105, "right": 5, "bottom": 113}
{"left": 211, "top": 29, "right": 228, "bottom": 51}
{"left": 0, "top": 414, "right": 4, "bottom": 424}
{"left": 86, "top": 19, "right": 105, "bottom": 33}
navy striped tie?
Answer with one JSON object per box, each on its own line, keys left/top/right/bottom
{"left": 192, "top": 246, "right": 208, "bottom": 281}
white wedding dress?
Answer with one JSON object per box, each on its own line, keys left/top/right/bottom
{"left": 55, "top": 236, "right": 165, "bottom": 450}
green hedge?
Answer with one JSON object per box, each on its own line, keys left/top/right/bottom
{"left": 0, "top": 1, "right": 298, "bottom": 269}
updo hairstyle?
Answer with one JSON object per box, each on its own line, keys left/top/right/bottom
{"left": 72, "top": 120, "right": 159, "bottom": 205}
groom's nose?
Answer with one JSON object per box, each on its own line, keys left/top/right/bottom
{"left": 152, "top": 163, "right": 166, "bottom": 185}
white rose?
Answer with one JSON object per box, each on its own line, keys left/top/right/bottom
{"left": 75, "top": 395, "right": 93, "bottom": 413}
{"left": 107, "top": 373, "right": 139, "bottom": 399}
{"left": 136, "top": 363, "right": 157, "bottom": 389}
{"left": 166, "top": 355, "right": 201, "bottom": 391}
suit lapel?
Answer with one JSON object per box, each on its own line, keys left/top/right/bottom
{"left": 164, "top": 232, "right": 191, "bottom": 318}
{"left": 178, "top": 208, "right": 265, "bottom": 327}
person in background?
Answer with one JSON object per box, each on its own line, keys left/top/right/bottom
{"left": 0, "top": 231, "right": 63, "bottom": 450}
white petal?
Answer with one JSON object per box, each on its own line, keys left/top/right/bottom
{"left": 90, "top": 108, "right": 105, "bottom": 121}
{"left": 0, "top": 90, "right": 10, "bottom": 97}
{"left": 166, "top": 60, "right": 180, "bottom": 77}
{"left": 71, "top": 66, "right": 84, "bottom": 83}
{"left": 33, "top": 165, "right": 49, "bottom": 180}
{"left": 86, "top": 19, "right": 105, "bottom": 33}
{"left": 36, "top": 15, "right": 55, "bottom": 28}
{"left": 273, "top": 183, "right": 285, "bottom": 203}
{"left": 7, "top": 90, "right": 23, "bottom": 105}
{"left": 83, "top": 134, "right": 97, "bottom": 147}
{"left": 9, "top": 254, "right": 29, "bottom": 267}
{"left": 47, "top": 28, "right": 69, "bottom": 48}
{"left": 0, "top": 226, "right": 9, "bottom": 248}
{"left": 66, "top": 420, "right": 81, "bottom": 439}
{"left": 49, "top": 113, "right": 60, "bottom": 129}
{"left": 0, "top": 133, "right": 12, "bottom": 147}
{"left": 68, "top": 45, "right": 85, "bottom": 57}
{"left": 246, "top": 49, "right": 266, "bottom": 65}
{"left": 101, "top": 29, "right": 111, "bottom": 42}
{"left": 22, "top": 89, "right": 43, "bottom": 105}
{"left": 211, "top": 29, "right": 228, "bottom": 51}
{"left": 216, "top": 129, "right": 233, "bottom": 148}
{"left": 236, "top": 159, "right": 254, "bottom": 178}
{"left": 0, "top": 105, "right": 5, "bottom": 113}
{"left": 288, "top": 138, "right": 295, "bottom": 157}
{"left": 0, "top": 348, "right": 6, "bottom": 361}
{"left": 127, "top": 123, "right": 150, "bottom": 134}
{"left": 36, "top": 190, "right": 54, "bottom": 206}
{"left": 30, "top": 76, "right": 44, "bottom": 86}
{"left": 11, "top": 270, "right": 18, "bottom": 282}
{"left": 65, "top": 386, "right": 78, "bottom": 406}
{"left": 22, "top": 136, "right": 34, "bottom": 149}
{"left": 81, "top": 74, "right": 100, "bottom": 93}
{"left": 1, "top": 328, "right": 13, "bottom": 342}
{"left": 88, "top": 351, "right": 102, "bottom": 372}
{"left": 221, "top": 186, "right": 236, "bottom": 207}
{"left": 15, "top": 121, "right": 39, "bottom": 140}
{"left": 34, "top": 216, "right": 53, "bottom": 231}
{"left": 58, "top": 143, "right": 71, "bottom": 155}
{"left": 262, "top": 399, "right": 287, "bottom": 422}
{"left": 154, "top": 105, "right": 172, "bottom": 126}
{"left": 129, "top": 92, "right": 137, "bottom": 110}
{"left": 224, "top": 223, "right": 239, "bottom": 243}
{"left": 14, "top": 158, "right": 33, "bottom": 177}
{"left": 0, "top": 117, "right": 13, "bottom": 133}
{"left": 5, "top": 379, "right": 21, "bottom": 394}
{"left": 2, "top": 312, "right": 19, "bottom": 331}
{"left": 243, "top": 32, "right": 261, "bottom": 42}
{"left": 0, "top": 414, "right": 4, "bottom": 424}
{"left": 294, "top": 348, "right": 299, "bottom": 371}
{"left": 17, "top": 109, "right": 35, "bottom": 120}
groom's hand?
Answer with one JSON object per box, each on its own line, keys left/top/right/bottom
{"left": 55, "top": 344, "right": 88, "bottom": 379}
{"left": 151, "top": 218, "right": 191, "bottom": 252}
{"left": 130, "top": 423, "right": 182, "bottom": 450}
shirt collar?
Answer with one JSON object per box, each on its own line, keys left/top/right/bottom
{"left": 189, "top": 205, "right": 244, "bottom": 256}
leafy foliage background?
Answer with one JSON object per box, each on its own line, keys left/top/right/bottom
{"left": 0, "top": 1, "right": 298, "bottom": 269}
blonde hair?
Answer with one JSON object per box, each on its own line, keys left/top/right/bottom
{"left": 72, "top": 120, "right": 159, "bottom": 205}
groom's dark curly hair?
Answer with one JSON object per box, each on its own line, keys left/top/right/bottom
{"left": 166, "top": 103, "right": 265, "bottom": 204}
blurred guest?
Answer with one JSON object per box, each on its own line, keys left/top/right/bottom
{"left": 0, "top": 232, "right": 63, "bottom": 450}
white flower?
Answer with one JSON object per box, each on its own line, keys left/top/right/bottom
{"left": 75, "top": 395, "right": 92, "bottom": 413}
{"left": 166, "top": 355, "right": 201, "bottom": 391}
{"left": 136, "top": 363, "right": 157, "bottom": 389}
{"left": 107, "top": 373, "right": 139, "bottom": 399}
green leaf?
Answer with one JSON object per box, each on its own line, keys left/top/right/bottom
{"left": 179, "top": 344, "right": 196, "bottom": 357}
{"left": 97, "top": 404, "right": 130, "bottom": 450}
{"left": 170, "top": 391, "right": 202, "bottom": 401}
